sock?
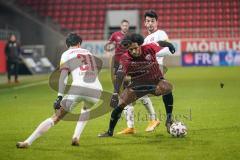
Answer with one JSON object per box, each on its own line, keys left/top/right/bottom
{"left": 108, "top": 107, "right": 124, "bottom": 135}
{"left": 72, "top": 108, "right": 89, "bottom": 139}
{"left": 123, "top": 104, "right": 134, "bottom": 128}
{"left": 140, "top": 95, "right": 156, "bottom": 120}
{"left": 162, "top": 92, "right": 174, "bottom": 122}
{"left": 24, "top": 118, "right": 54, "bottom": 145}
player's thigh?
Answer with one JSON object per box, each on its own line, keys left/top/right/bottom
{"left": 119, "top": 88, "right": 139, "bottom": 107}
{"left": 61, "top": 95, "right": 80, "bottom": 112}
{"left": 155, "top": 79, "right": 173, "bottom": 96}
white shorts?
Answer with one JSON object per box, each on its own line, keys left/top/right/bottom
{"left": 61, "top": 85, "right": 102, "bottom": 112}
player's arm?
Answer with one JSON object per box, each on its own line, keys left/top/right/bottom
{"left": 110, "top": 64, "right": 126, "bottom": 108}
{"left": 155, "top": 31, "right": 175, "bottom": 56}
{"left": 156, "top": 41, "right": 175, "bottom": 57}
{"left": 105, "top": 33, "right": 116, "bottom": 52}
{"left": 53, "top": 68, "right": 69, "bottom": 110}
{"left": 53, "top": 55, "right": 70, "bottom": 110}
{"left": 113, "top": 64, "right": 125, "bottom": 94}
{"left": 94, "top": 56, "right": 103, "bottom": 74}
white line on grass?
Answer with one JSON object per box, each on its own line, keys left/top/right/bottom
{"left": 0, "top": 80, "right": 48, "bottom": 92}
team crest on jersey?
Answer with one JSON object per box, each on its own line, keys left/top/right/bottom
{"left": 150, "top": 37, "right": 154, "bottom": 41}
{"left": 117, "top": 36, "right": 121, "bottom": 40}
{"left": 145, "top": 54, "right": 152, "bottom": 61}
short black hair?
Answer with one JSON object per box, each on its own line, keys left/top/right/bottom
{"left": 121, "top": 33, "right": 144, "bottom": 47}
{"left": 121, "top": 19, "right": 129, "bottom": 24}
{"left": 66, "top": 32, "right": 82, "bottom": 48}
{"left": 144, "top": 10, "right": 158, "bottom": 20}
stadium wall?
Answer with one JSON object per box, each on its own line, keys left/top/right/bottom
{"left": 0, "top": 2, "right": 66, "bottom": 66}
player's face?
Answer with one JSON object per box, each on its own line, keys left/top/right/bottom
{"left": 121, "top": 22, "right": 129, "bottom": 34}
{"left": 128, "top": 43, "right": 141, "bottom": 57}
{"left": 10, "top": 35, "right": 16, "bottom": 42}
{"left": 144, "top": 16, "right": 158, "bottom": 33}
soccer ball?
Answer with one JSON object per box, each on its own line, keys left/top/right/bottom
{"left": 170, "top": 121, "right": 187, "bottom": 137}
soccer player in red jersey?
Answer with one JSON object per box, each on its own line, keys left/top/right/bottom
{"left": 108, "top": 20, "right": 161, "bottom": 134}
{"left": 98, "top": 33, "right": 175, "bottom": 137}
{"left": 108, "top": 19, "right": 129, "bottom": 69}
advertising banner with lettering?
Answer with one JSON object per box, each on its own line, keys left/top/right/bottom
{"left": 181, "top": 39, "right": 240, "bottom": 66}
{"left": 181, "top": 39, "right": 240, "bottom": 52}
{"left": 182, "top": 50, "right": 240, "bottom": 66}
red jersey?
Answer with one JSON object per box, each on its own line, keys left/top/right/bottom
{"left": 120, "top": 42, "right": 163, "bottom": 86}
{"left": 108, "top": 31, "right": 127, "bottom": 61}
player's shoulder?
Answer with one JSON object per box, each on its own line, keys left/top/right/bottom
{"left": 142, "top": 42, "right": 159, "bottom": 48}
{"left": 156, "top": 30, "right": 169, "bottom": 40}
{"left": 111, "top": 31, "right": 121, "bottom": 37}
{"left": 156, "top": 29, "right": 167, "bottom": 35}
{"left": 61, "top": 49, "right": 70, "bottom": 58}
{"left": 120, "top": 52, "right": 131, "bottom": 61}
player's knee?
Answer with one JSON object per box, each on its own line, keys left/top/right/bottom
{"left": 155, "top": 80, "right": 173, "bottom": 96}
{"left": 141, "top": 97, "right": 149, "bottom": 105}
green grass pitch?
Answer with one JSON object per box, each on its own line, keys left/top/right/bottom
{"left": 0, "top": 67, "right": 240, "bottom": 160}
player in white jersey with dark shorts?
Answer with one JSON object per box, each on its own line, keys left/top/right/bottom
{"left": 17, "top": 33, "right": 103, "bottom": 148}
{"left": 123, "top": 10, "right": 174, "bottom": 133}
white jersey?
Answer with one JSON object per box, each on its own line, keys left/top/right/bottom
{"left": 143, "top": 30, "right": 169, "bottom": 65}
{"left": 60, "top": 48, "right": 102, "bottom": 90}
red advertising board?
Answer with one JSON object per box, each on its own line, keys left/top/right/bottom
{"left": 181, "top": 39, "right": 240, "bottom": 52}
{"left": 0, "top": 41, "right": 6, "bottom": 73}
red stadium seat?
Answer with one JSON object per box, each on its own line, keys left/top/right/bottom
{"left": 17, "top": 0, "right": 240, "bottom": 39}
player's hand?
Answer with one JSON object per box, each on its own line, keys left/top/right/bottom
{"left": 158, "top": 41, "right": 175, "bottom": 54}
{"left": 110, "top": 93, "right": 119, "bottom": 108}
{"left": 53, "top": 96, "right": 63, "bottom": 110}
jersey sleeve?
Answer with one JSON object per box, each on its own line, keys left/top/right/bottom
{"left": 108, "top": 33, "right": 115, "bottom": 43}
{"left": 59, "top": 54, "right": 70, "bottom": 71}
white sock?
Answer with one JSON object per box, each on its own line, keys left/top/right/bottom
{"left": 72, "top": 108, "right": 89, "bottom": 139}
{"left": 140, "top": 95, "right": 157, "bottom": 120}
{"left": 24, "top": 118, "right": 54, "bottom": 145}
{"left": 123, "top": 104, "right": 134, "bottom": 128}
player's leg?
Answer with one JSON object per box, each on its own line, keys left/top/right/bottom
{"left": 16, "top": 107, "right": 68, "bottom": 148}
{"left": 98, "top": 88, "right": 139, "bottom": 137}
{"left": 117, "top": 104, "right": 136, "bottom": 134}
{"left": 140, "top": 95, "right": 160, "bottom": 132}
{"left": 7, "top": 61, "right": 11, "bottom": 83}
{"left": 155, "top": 79, "right": 174, "bottom": 133}
{"left": 162, "top": 92, "right": 174, "bottom": 133}
{"left": 14, "top": 62, "right": 19, "bottom": 83}
{"left": 72, "top": 106, "right": 90, "bottom": 146}
{"left": 117, "top": 79, "right": 136, "bottom": 134}
{"left": 72, "top": 87, "right": 102, "bottom": 145}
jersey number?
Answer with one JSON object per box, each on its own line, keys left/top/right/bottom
{"left": 77, "top": 54, "right": 94, "bottom": 71}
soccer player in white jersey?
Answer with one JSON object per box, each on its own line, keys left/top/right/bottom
{"left": 122, "top": 10, "right": 174, "bottom": 133}
{"left": 16, "top": 33, "right": 103, "bottom": 148}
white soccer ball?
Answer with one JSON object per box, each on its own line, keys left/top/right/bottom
{"left": 170, "top": 121, "right": 187, "bottom": 137}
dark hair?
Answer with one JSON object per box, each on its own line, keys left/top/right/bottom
{"left": 66, "top": 32, "right": 82, "bottom": 48}
{"left": 121, "top": 19, "right": 129, "bottom": 24}
{"left": 121, "top": 33, "right": 144, "bottom": 47}
{"left": 144, "top": 10, "right": 158, "bottom": 20}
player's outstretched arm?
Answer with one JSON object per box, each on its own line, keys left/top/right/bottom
{"left": 53, "top": 69, "right": 69, "bottom": 110}
{"left": 157, "top": 41, "right": 175, "bottom": 53}
{"left": 110, "top": 66, "right": 125, "bottom": 108}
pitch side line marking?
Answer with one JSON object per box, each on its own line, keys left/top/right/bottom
{"left": 0, "top": 80, "right": 48, "bottom": 92}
